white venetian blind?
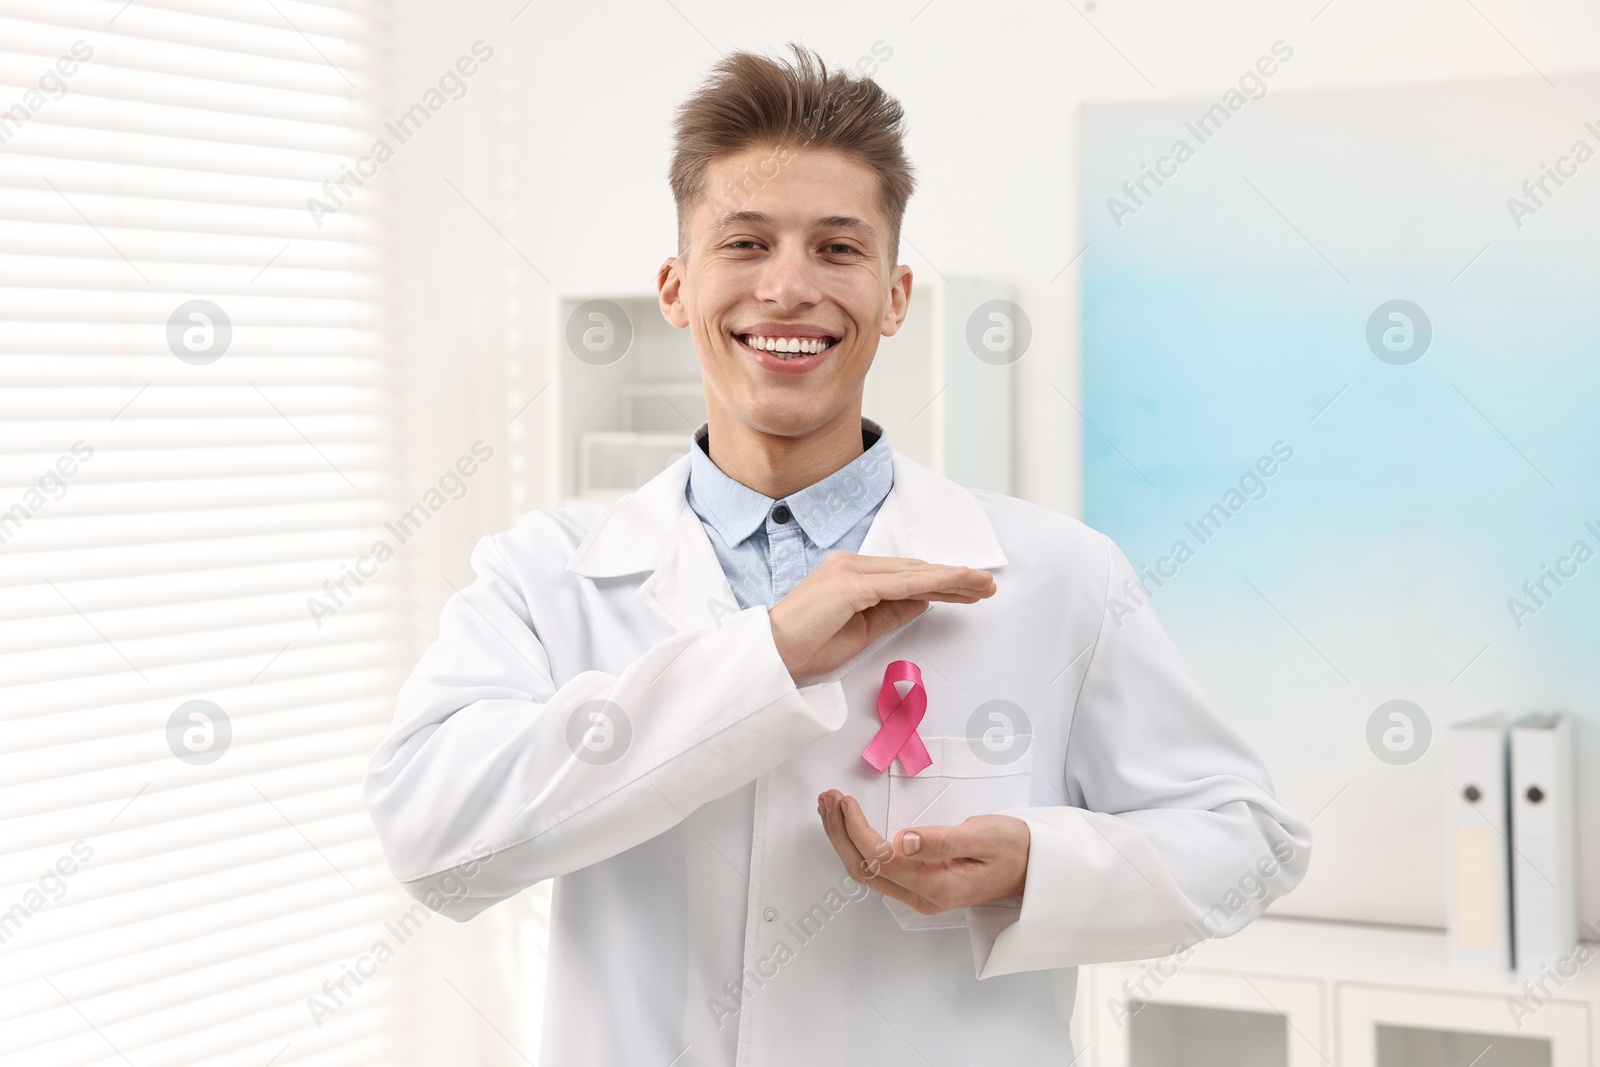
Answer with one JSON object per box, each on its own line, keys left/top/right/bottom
{"left": 0, "top": 2, "right": 421, "bottom": 1065}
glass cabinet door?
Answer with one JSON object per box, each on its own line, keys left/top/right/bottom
{"left": 1375, "top": 1023, "right": 1551, "bottom": 1067}
{"left": 1338, "top": 985, "right": 1588, "bottom": 1067}
{"left": 1130, "top": 1002, "right": 1288, "bottom": 1067}
{"left": 1087, "top": 965, "right": 1326, "bottom": 1067}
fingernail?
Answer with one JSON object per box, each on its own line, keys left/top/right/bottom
{"left": 903, "top": 832, "right": 920, "bottom": 855}
{"left": 823, "top": 796, "right": 834, "bottom": 816}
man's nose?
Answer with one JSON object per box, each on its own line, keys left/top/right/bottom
{"left": 753, "top": 243, "right": 822, "bottom": 309}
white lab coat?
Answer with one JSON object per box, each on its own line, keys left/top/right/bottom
{"left": 364, "top": 446, "right": 1311, "bottom": 1066}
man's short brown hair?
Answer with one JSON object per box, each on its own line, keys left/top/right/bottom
{"left": 669, "top": 43, "right": 915, "bottom": 263}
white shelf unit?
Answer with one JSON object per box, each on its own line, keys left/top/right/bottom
{"left": 548, "top": 277, "right": 1015, "bottom": 507}
{"left": 1077, "top": 916, "right": 1599, "bottom": 1066}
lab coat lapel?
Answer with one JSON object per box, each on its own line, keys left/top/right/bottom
{"left": 857, "top": 451, "right": 1008, "bottom": 567}
{"left": 566, "top": 453, "right": 737, "bottom": 635}
{"left": 636, "top": 500, "right": 740, "bottom": 633}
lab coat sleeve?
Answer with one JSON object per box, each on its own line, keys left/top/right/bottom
{"left": 966, "top": 534, "right": 1312, "bottom": 978}
{"left": 363, "top": 526, "right": 848, "bottom": 920}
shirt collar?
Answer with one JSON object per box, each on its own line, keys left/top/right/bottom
{"left": 686, "top": 416, "right": 894, "bottom": 550}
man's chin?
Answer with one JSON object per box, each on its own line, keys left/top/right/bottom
{"left": 728, "top": 395, "right": 851, "bottom": 440}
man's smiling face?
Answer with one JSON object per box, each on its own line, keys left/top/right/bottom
{"left": 658, "top": 146, "right": 912, "bottom": 440}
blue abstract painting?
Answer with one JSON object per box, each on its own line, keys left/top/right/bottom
{"left": 1081, "top": 71, "right": 1600, "bottom": 928}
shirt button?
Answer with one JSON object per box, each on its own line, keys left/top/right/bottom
{"left": 763, "top": 907, "right": 778, "bottom": 922}
{"left": 770, "top": 504, "right": 791, "bottom": 524}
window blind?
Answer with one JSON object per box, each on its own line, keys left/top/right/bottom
{"left": 0, "top": 2, "right": 421, "bottom": 1065}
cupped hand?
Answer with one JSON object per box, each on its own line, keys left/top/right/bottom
{"left": 815, "top": 789, "right": 1030, "bottom": 913}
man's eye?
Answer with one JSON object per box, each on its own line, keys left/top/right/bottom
{"left": 727, "top": 240, "right": 761, "bottom": 250}
{"left": 823, "top": 243, "right": 858, "bottom": 255}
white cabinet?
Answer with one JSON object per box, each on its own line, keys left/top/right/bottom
{"left": 546, "top": 277, "right": 1015, "bottom": 506}
{"left": 1079, "top": 919, "right": 1599, "bottom": 1067}
{"left": 546, "top": 293, "right": 702, "bottom": 505}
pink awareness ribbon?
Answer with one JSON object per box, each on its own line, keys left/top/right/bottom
{"left": 861, "top": 660, "right": 932, "bottom": 776}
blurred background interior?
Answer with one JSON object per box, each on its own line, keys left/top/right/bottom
{"left": 1, "top": 0, "right": 1597, "bottom": 1064}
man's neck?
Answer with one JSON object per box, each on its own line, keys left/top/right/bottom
{"left": 703, "top": 405, "right": 867, "bottom": 500}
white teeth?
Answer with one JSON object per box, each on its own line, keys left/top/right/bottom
{"left": 739, "top": 334, "right": 833, "bottom": 358}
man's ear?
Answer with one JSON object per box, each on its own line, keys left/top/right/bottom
{"left": 879, "top": 264, "right": 913, "bottom": 338}
{"left": 657, "top": 257, "right": 688, "bottom": 328}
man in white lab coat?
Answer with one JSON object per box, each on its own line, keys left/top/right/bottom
{"left": 365, "top": 44, "right": 1310, "bottom": 1066}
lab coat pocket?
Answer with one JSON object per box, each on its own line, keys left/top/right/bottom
{"left": 883, "top": 735, "right": 1034, "bottom": 931}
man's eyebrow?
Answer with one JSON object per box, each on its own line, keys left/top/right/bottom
{"left": 703, "top": 211, "right": 879, "bottom": 241}
{"left": 706, "top": 210, "right": 773, "bottom": 235}
{"left": 815, "top": 216, "right": 878, "bottom": 240}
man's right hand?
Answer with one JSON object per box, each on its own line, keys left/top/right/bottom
{"left": 766, "top": 553, "right": 997, "bottom": 679}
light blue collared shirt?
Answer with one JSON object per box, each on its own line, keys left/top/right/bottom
{"left": 686, "top": 417, "right": 894, "bottom": 610}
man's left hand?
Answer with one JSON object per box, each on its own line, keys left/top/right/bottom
{"left": 816, "top": 789, "right": 1030, "bottom": 914}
